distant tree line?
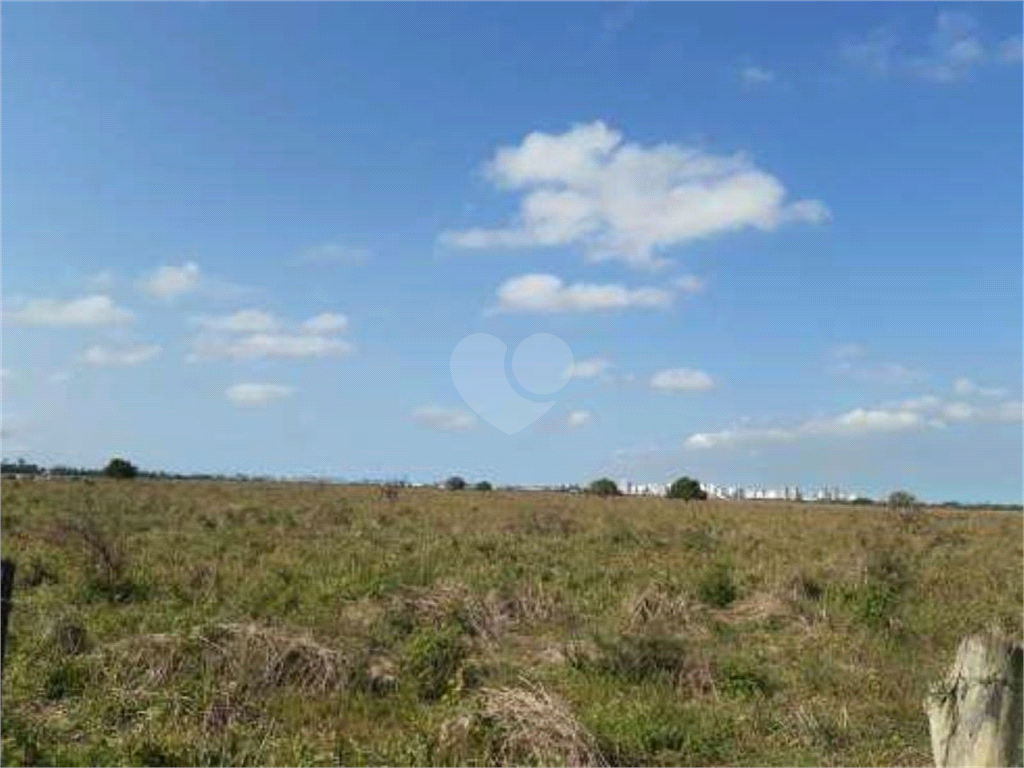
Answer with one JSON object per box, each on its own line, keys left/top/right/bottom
{"left": 584, "top": 476, "right": 709, "bottom": 501}
{"left": 443, "top": 476, "right": 493, "bottom": 492}
{"left": 2, "top": 458, "right": 1020, "bottom": 510}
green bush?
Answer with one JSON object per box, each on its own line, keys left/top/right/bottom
{"left": 839, "top": 550, "right": 910, "bottom": 630}
{"left": 667, "top": 477, "right": 707, "bottom": 501}
{"left": 444, "top": 476, "right": 467, "bottom": 491}
{"left": 474, "top": 481, "right": 493, "bottom": 492}
{"left": 588, "top": 478, "right": 621, "bottom": 497}
{"left": 887, "top": 490, "right": 917, "bottom": 509}
{"left": 403, "top": 625, "right": 467, "bottom": 701}
{"left": 102, "top": 457, "right": 138, "bottom": 479}
{"left": 697, "top": 563, "right": 737, "bottom": 608}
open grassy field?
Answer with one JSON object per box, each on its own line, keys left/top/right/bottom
{"left": 1, "top": 478, "right": 1021, "bottom": 766}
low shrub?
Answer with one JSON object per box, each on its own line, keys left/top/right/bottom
{"left": 403, "top": 625, "right": 467, "bottom": 702}
{"left": 718, "top": 657, "right": 773, "bottom": 698}
{"left": 697, "top": 563, "right": 738, "bottom": 608}
{"left": 578, "top": 633, "right": 690, "bottom": 685}
{"left": 43, "top": 658, "right": 89, "bottom": 701}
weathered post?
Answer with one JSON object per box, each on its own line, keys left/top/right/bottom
{"left": 1, "top": 558, "right": 14, "bottom": 672}
{"left": 925, "top": 628, "right": 1024, "bottom": 767}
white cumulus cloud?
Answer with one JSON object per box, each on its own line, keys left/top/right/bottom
{"left": 442, "top": 121, "right": 828, "bottom": 268}
{"left": 226, "top": 383, "right": 294, "bottom": 406}
{"left": 142, "top": 262, "right": 200, "bottom": 299}
{"left": 651, "top": 368, "right": 715, "bottom": 392}
{"left": 686, "top": 427, "right": 794, "bottom": 449}
{"left": 812, "top": 408, "right": 925, "bottom": 435}
{"left": 494, "top": 274, "right": 673, "bottom": 313}
{"left": 9, "top": 295, "right": 133, "bottom": 327}
{"left": 196, "top": 309, "right": 280, "bottom": 334}
{"left": 81, "top": 345, "right": 161, "bottom": 366}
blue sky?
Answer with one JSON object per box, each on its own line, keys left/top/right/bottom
{"left": 2, "top": 2, "right": 1021, "bottom": 502}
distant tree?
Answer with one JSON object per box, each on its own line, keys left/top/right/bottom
{"left": 444, "top": 476, "right": 467, "bottom": 491}
{"left": 588, "top": 478, "right": 621, "bottom": 497}
{"left": 103, "top": 458, "right": 138, "bottom": 480}
{"left": 851, "top": 497, "right": 876, "bottom": 506}
{"left": 474, "top": 480, "right": 493, "bottom": 492}
{"left": 667, "top": 476, "right": 707, "bottom": 501}
{"left": 887, "top": 490, "right": 918, "bottom": 510}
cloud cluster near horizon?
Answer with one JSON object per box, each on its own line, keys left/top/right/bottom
{"left": 687, "top": 385, "right": 1022, "bottom": 449}
{"left": 188, "top": 310, "right": 352, "bottom": 361}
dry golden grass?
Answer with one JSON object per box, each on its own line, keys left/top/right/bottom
{"left": 0, "top": 479, "right": 1020, "bottom": 765}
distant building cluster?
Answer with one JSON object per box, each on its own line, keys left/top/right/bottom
{"left": 619, "top": 479, "right": 858, "bottom": 502}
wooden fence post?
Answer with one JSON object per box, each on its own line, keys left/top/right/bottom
{"left": 925, "top": 628, "right": 1024, "bottom": 767}
{"left": 1, "top": 558, "right": 14, "bottom": 672}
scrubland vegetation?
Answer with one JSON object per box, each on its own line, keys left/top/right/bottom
{"left": 0, "top": 479, "right": 1021, "bottom": 766}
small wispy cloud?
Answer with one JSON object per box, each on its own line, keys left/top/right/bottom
{"left": 687, "top": 406, "right": 930, "bottom": 449}
{"left": 601, "top": 2, "right": 639, "bottom": 39}
{"left": 192, "top": 333, "right": 353, "bottom": 361}
{"left": 141, "top": 262, "right": 200, "bottom": 300}
{"left": 651, "top": 368, "right": 715, "bottom": 392}
{"left": 412, "top": 405, "right": 478, "bottom": 432}
{"left": 297, "top": 243, "right": 369, "bottom": 266}
{"left": 226, "top": 383, "right": 294, "bottom": 406}
{"left": 567, "top": 357, "right": 612, "bottom": 380}
{"left": 740, "top": 65, "right": 776, "bottom": 85}
{"left": 9, "top": 295, "right": 133, "bottom": 327}
{"left": 301, "top": 312, "right": 349, "bottom": 334}
{"left": 196, "top": 309, "right": 280, "bottom": 334}
{"left": 674, "top": 275, "right": 705, "bottom": 294}
{"left": 997, "top": 36, "right": 1023, "bottom": 62}
{"left": 827, "top": 347, "right": 917, "bottom": 383}
{"left": 81, "top": 345, "right": 161, "bottom": 366}
{"left": 493, "top": 274, "right": 673, "bottom": 314}
{"left": 830, "top": 343, "right": 866, "bottom": 360}
{"left": 952, "top": 377, "right": 1006, "bottom": 398}
{"left": 688, "top": 391, "right": 1023, "bottom": 450}
{"left": 844, "top": 12, "right": 1019, "bottom": 83}
{"left": 189, "top": 310, "right": 353, "bottom": 361}
{"left": 86, "top": 270, "right": 115, "bottom": 292}
{"left": 566, "top": 409, "right": 594, "bottom": 428}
